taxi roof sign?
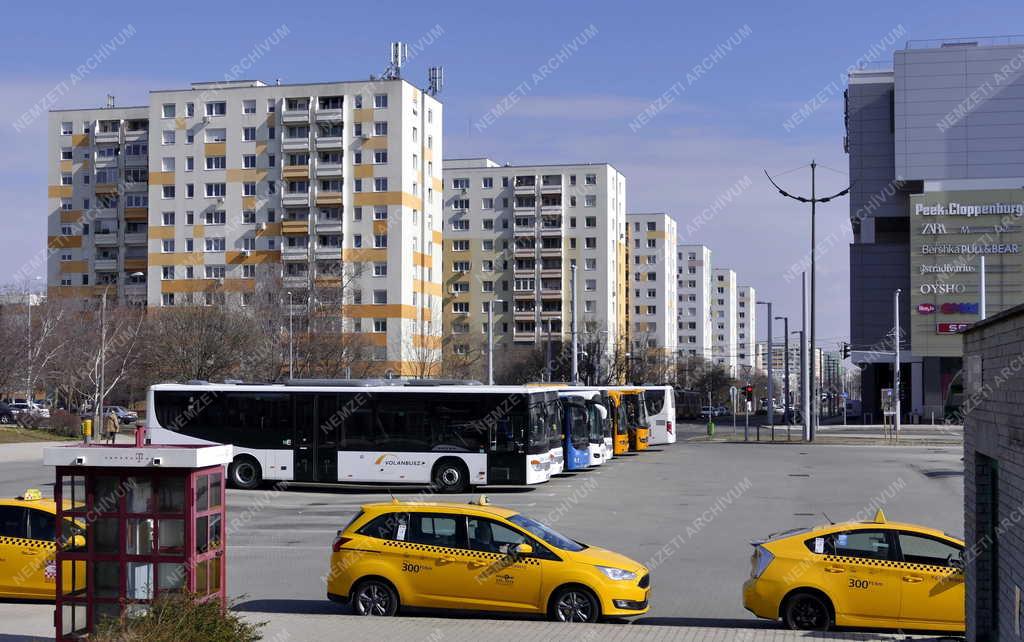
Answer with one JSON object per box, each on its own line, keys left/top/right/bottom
{"left": 20, "top": 489, "right": 43, "bottom": 501}
{"left": 469, "top": 495, "right": 490, "bottom": 506}
{"left": 872, "top": 509, "right": 887, "bottom": 524}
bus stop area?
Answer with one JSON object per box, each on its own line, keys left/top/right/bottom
{"left": 0, "top": 424, "right": 964, "bottom": 640}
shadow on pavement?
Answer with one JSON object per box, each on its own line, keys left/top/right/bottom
{"left": 242, "top": 484, "right": 538, "bottom": 495}
{"left": 233, "top": 599, "right": 341, "bottom": 615}
{"left": 637, "top": 616, "right": 777, "bottom": 629}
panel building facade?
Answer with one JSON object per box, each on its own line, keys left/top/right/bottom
{"left": 626, "top": 212, "right": 677, "bottom": 354}
{"left": 48, "top": 78, "right": 443, "bottom": 375}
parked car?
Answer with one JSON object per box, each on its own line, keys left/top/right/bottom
{"left": 714, "top": 406, "right": 729, "bottom": 417}
{"left": 701, "top": 406, "right": 715, "bottom": 419}
{"left": 8, "top": 401, "right": 49, "bottom": 420}
{"left": 80, "top": 405, "right": 138, "bottom": 424}
{"left": 0, "top": 402, "right": 14, "bottom": 425}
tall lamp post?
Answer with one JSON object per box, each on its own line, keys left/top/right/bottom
{"left": 287, "top": 291, "right": 294, "bottom": 380}
{"left": 24, "top": 275, "right": 42, "bottom": 402}
{"left": 757, "top": 301, "right": 773, "bottom": 439}
{"left": 764, "top": 162, "right": 849, "bottom": 441}
{"left": 775, "top": 315, "right": 790, "bottom": 432}
{"left": 94, "top": 272, "right": 143, "bottom": 443}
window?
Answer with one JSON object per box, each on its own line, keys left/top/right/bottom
{"left": 451, "top": 199, "right": 469, "bottom": 210}
{"left": 205, "top": 183, "right": 226, "bottom": 197}
{"left": 353, "top": 234, "right": 362, "bottom": 248}
{"left": 584, "top": 195, "right": 597, "bottom": 207}
{"left": 452, "top": 178, "right": 469, "bottom": 190}
{"left": 205, "top": 237, "right": 226, "bottom": 252}
{"left": 372, "top": 289, "right": 387, "bottom": 305}
{"left": 826, "top": 530, "right": 892, "bottom": 561}
{"left": 452, "top": 240, "right": 469, "bottom": 252}
{"left": 585, "top": 216, "right": 597, "bottom": 227}
{"left": 585, "top": 279, "right": 597, "bottom": 291}
{"left": 61, "top": 121, "right": 73, "bottom": 135}
{"left": 162, "top": 130, "right": 175, "bottom": 145}
{"left": 374, "top": 150, "right": 388, "bottom": 164}
{"left": 162, "top": 239, "right": 175, "bottom": 253}
{"left": 243, "top": 154, "right": 256, "bottom": 169}
{"left": 482, "top": 239, "right": 494, "bottom": 251}
{"left": 162, "top": 212, "right": 175, "bottom": 225}
{"left": 373, "top": 94, "right": 388, "bottom": 108}
{"left": 204, "top": 128, "right": 226, "bottom": 143}
{"left": 373, "top": 121, "right": 388, "bottom": 136}
{"left": 242, "top": 265, "right": 256, "bottom": 278}
{"left": 374, "top": 177, "right": 388, "bottom": 192}
{"left": 585, "top": 258, "right": 597, "bottom": 270}
{"left": 162, "top": 185, "right": 175, "bottom": 199}
{"left": 267, "top": 98, "right": 276, "bottom": 113}
{"left": 204, "top": 210, "right": 226, "bottom": 225}
{"left": 897, "top": 533, "right": 962, "bottom": 568}
{"left": 60, "top": 173, "right": 72, "bottom": 186}
{"left": 585, "top": 237, "right": 597, "bottom": 249}
{"left": 585, "top": 173, "right": 597, "bottom": 185}
{"left": 453, "top": 261, "right": 470, "bottom": 272}
{"left": 373, "top": 234, "right": 387, "bottom": 248}
{"left": 162, "top": 103, "right": 175, "bottom": 118}
{"left": 205, "top": 156, "right": 226, "bottom": 170}
{"left": 204, "top": 265, "right": 225, "bottom": 279}
{"left": 161, "top": 266, "right": 174, "bottom": 280}
{"left": 452, "top": 302, "right": 469, "bottom": 314}
{"left": 451, "top": 219, "right": 469, "bottom": 231}
{"left": 205, "top": 101, "right": 226, "bottom": 117}
{"left": 373, "top": 319, "right": 387, "bottom": 333}
{"left": 372, "top": 262, "right": 387, "bottom": 277}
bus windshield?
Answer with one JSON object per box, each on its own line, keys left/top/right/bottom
{"left": 645, "top": 389, "right": 665, "bottom": 415}
{"left": 567, "top": 402, "right": 590, "bottom": 450}
{"left": 587, "top": 403, "right": 603, "bottom": 442}
{"left": 546, "top": 397, "right": 562, "bottom": 450}
{"left": 528, "top": 403, "right": 550, "bottom": 453}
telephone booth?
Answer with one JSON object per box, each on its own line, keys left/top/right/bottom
{"left": 43, "top": 442, "right": 232, "bottom": 640}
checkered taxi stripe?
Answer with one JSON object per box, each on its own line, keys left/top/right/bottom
{"left": 382, "top": 540, "right": 542, "bottom": 566}
{"left": 0, "top": 536, "right": 54, "bottom": 550}
{"left": 823, "top": 555, "right": 961, "bottom": 575}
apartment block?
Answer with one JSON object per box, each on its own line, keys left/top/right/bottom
{"left": 736, "top": 284, "right": 756, "bottom": 372}
{"left": 675, "top": 244, "right": 713, "bottom": 359}
{"left": 47, "top": 105, "right": 150, "bottom": 304}
{"left": 48, "top": 77, "right": 443, "bottom": 375}
{"left": 625, "top": 213, "right": 677, "bottom": 353}
{"left": 441, "top": 159, "right": 627, "bottom": 353}
{"left": 710, "top": 267, "right": 738, "bottom": 373}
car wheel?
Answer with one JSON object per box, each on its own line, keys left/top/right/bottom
{"left": 432, "top": 459, "right": 469, "bottom": 493}
{"left": 229, "top": 457, "right": 262, "bottom": 490}
{"left": 783, "top": 591, "right": 832, "bottom": 631}
{"left": 550, "top": 586, "right": 600, "bottom": 623}
{"left": 0, "top": 413, "right": 11, "bottom": 425}
{"left": 352, "top": 579, "right": 399, "bottom": 616}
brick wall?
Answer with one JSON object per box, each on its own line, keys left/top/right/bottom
{"left": 963, "top": 304, "right": 1024, "bottom": 642}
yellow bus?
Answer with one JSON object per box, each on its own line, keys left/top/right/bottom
{"left": 611, "top": 387, "right": 649, "bottom": 451}
{"left": 603, "top": 389, "right": 634, "bottom": 455}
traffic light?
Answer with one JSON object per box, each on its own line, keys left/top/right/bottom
{"left": 841, "top": 342, "right": 851, "bottom": 359}
{"left": 743, "top": 384, "right": 754, "bottom": 401}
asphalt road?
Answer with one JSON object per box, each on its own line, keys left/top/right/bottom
{"left": 0, "top": 426, "right": 964, "bottom": 629}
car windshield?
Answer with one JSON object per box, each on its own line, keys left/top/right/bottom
{"left": 509, "top": 514, "right": 585, "bottom": 552}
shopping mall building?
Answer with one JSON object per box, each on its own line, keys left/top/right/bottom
{"left": 846, "top": 36, "right": 1024, "bottom": 422}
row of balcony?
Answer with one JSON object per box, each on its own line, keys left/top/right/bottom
{"left": 93, "top": 231, "right": 148, "bottom": 246}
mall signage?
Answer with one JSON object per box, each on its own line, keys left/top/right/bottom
{"left": 936, "top": 322, "right": 971, "bottom": 335}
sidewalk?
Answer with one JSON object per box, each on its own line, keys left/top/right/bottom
{"left": 0, "top": 603, "right": 962, "bottom": 641}
{"left": 0, "top": 433, "right": 136, "bottom": 463}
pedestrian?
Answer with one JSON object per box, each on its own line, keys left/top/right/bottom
{"left": 104, "top": 409, "right": 119, "bottom": 445}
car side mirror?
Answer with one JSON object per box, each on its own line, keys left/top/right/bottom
{"left": 68, "top": 534, "right": 86, "bottom": 550}
{"left": 514, "top": 543, "right": 533, "bottom": 556}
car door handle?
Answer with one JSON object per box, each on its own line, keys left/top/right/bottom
{"left": 824, "top": 566, "right": 845, "bottom": 573}
{"left": 902, "top": 575, "right": 924, "bottom": 583}
{"left": 22, "top": 550, "right": 40, "bottom": 556}
{"left": 468, "top": 560, "right": 489, "bottom": 568}
{"left": 438, "top": 557, "right": 458, "bottom": 565}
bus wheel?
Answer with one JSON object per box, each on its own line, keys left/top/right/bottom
{"left": 432, "top": 459, "right": 469, "bottom": 493}
{"left": 229, "top": 456, "right": 262, "bottom": 490}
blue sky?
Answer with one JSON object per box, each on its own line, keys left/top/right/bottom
{"left": 3, "top": 0, "right": 1023, "bottom": 349}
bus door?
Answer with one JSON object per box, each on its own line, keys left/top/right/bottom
{"left": 313, "top": 393, "right": 342, "bottom": 482}
{"left": 293, "top": 394, "right": 317, "bottom": 482}
{"left": 487, "top": 411, "right": 525, "bottom": 485}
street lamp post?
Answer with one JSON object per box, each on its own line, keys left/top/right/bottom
{"left": 24, "top": 275, "right": 42, "bottom": 402}
{"left": 775, "top": 315, "right": 790, "bottom": 437}
{"left": 757, "top": 301, "right": 773, "bottom": 440}
{"left": 287, "top": 291, "right": 294, "bottom": 380}
{"left": 764, "top": 163, "right": 849, "bottom": 442}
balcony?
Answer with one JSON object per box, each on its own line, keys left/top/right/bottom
{"left": 282, "top": 275, "right": 309, "bottom": 289}
{"left": 94, "top": 156, "right": 118, "bottom": 169}
{"left": 94, "top": 129, "right": 120, "bottom": 144}
{"left": 124, "top": 180, "right": 147, "bottom": 192}
{"left": 513, "top": 242, "right": 536, "bottom": 257}
{"left": 315, "top": 191, "right": 343, "bottom": 207}
{"left": 540, "top": 263, "right": 562, "bottom": 277}
{"left": 282, "top": 191, "right": 310, "bottom": 207}
{"left": 315, "top": 219, "right": 342, "bottom": 233}
{"left": 539, "top": 225, "right": 563, "bottom": 237}
{"left": 514, "top": 201, "right": 537, "bottom": 212}
{"left": 281, "top": 137, "right": 310, "bottom": 151}
{"left": 513, "top": 308, "right": 535, "bottom": 319}
{"left": 282, "top": 108, "right": 310, "bottom": 124}
{"left": 540, "top": 181, "right": 562, "bottom": 193}
{"left": 124, "top": 283, "right": 147, "bottom": 298}
{"left": 316, "top": 162, "right": 343, "bottom": 177}
{"left": 281, "top": 219, "right": 309, "bottom": 235}
{"left": 123, "top": 129, "right": 147, "bottom": 143}
{"left": 315, "top": 135, "right": 344, "bottom": 149}
{"left": 281, "top": 165, "right": 309, "bottom": 180}
{"left": 124, "top": 232, "right": 147, "bottom": 245}
{"left": 540, "top": 307, "right": 563, "bottom": 318}
{"left": 124, "top": 153, "right": 148, "bottom": 166}
{"left": 281, "top": 245, "right": 310, "bottom": 260}
{"left": 514, "top": 180, "right": 537, "bottom": 194}
{"left": 93, "top": 208, "right": 118, "bottom": 220}
{"left": 94, "top": 232, "right": 119, "bottom": 246}
{"left": 314, "top": 246, "right": 342, "bottom": 260}
{"left": 93, "top": 258, "right": 119, "bottom": 271}
{"left": 539, "top": 244, "right": 563, "bottom": 256}
{"left": 315, "top": 108, "right": 344, "bottom": 123}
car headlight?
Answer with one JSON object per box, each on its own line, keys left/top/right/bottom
{"left": 597, "top": 566, "right": 637, "bottom": 581}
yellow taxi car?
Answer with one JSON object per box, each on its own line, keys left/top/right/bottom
{"left": 743, "top": 510, "right": 964, "bottom": 632}
{"left": 0, "top": 489, "right": 85, "bottom": 599}
{"left": 326, "top": 497, "right": 650, "bottom": 622}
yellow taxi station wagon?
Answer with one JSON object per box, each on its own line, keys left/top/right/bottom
{"left": 0, "top": 490, "right": 85, "bottom": 599}
{"left": 326, "top": 498, "right": 650, "bottom": 622}
{"left": 742, "top": 510, "right": 965, "bottom": 632}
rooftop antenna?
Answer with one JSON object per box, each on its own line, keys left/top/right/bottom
{"left": 427, "top": 66, "right": 445, "bottom": 96}
{"left": 106, "top": 94, "right": 115, "bottom": 108}
{"left": 384, "top": 41, "right": 408, "bottom": 80}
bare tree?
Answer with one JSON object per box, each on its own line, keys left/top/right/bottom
{"left": 139, "top": 306, "right": 257, "bottom": 384}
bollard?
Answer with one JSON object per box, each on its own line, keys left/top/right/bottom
{"left": 706, "top": 420, "right": 715, "bottom": 439}
{"left": 82, "top": 419, "right": 92, "bottom": 445}
{"left": 134, "top": 424, "right": 146, "bottom": 447}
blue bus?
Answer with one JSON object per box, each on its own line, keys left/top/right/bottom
{"left": 558, "top": 391, "right": 595, "bottom": 471}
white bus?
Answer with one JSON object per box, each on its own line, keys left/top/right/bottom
{"left": 643, "top": 385, "right": 677, "bottom": 445}
{"left": 147, "top": 381, "right": 560, "bottom": 492}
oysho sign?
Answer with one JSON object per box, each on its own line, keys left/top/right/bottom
{"left": 920, "top": 282, "right": 966, "bottom": 295}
